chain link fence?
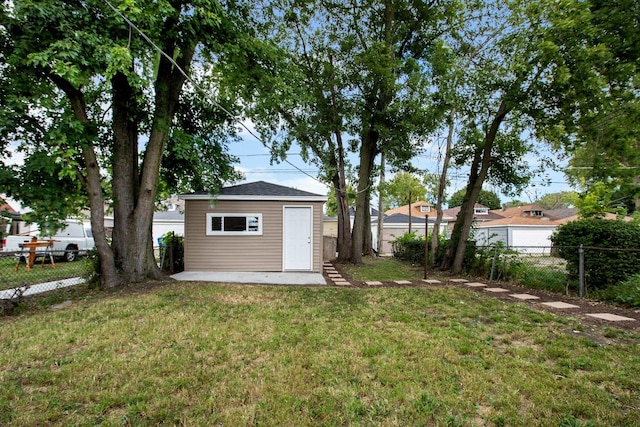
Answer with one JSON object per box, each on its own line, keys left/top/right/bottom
{"left": 474, "top": 245, "right": 640, "bottom": 298}
{"left": 0, "top": 250, "right": 89, "bottom": 302}
{"left": 1, "top": 238, "right": 182, "bottom": 308}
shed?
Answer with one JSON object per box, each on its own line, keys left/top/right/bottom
{"left": 180, "top": 181, "right": 327, "bottom": 273}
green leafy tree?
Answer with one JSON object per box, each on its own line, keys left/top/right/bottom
{"left": 561, "top": 0, "right": 640, "bottom": 213}
{"left": 440, "top": 0, "right": 621, "bottom": 273}
{"left": 448, "top": 189, "right": 501, "bottom": 210}
{"left": 381, "top": 172, "right": 428, "bottom": 211}
{"left": 325, "top": 184, "right": 356, "bottom": 218}
{"left": 0, "top": 1, "right": 245, "bottom": 287}
{"left": 231, "top": 0, "right": 456, "bottom": 264}
{"left": 535, "top": 191, "right": 579, "bottom": 210}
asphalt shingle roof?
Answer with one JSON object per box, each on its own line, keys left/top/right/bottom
{"left": 183, "top": 181, "right": 325, "bottom": 199}
{"left": 219, "top": 181, "right": 323, "bottom": 197}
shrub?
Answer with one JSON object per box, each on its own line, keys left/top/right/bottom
{"left": 613, "top": 274, "right": 640, "bottom": 308}
{"left": 392, "top": 232, "right": 426, "bottom": 265}
{"left": 160, "top": 232, "right": 184, "bottom": 273}
{"left": 392, "top": 232, "right": 474, "bottom": 269}
{"left": 550, "top": 218, "right": 640, "bottom": 289}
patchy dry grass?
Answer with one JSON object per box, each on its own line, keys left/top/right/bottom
{"left": 0, "top": 257, "right": 87, "bottom": 290}
{"left": 339, "top": 256, "right": 430, "bottom": 282}
{"left": 1, "top": 282, "right": 639, "bottom": 426}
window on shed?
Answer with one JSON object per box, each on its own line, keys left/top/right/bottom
{"left": 206, "top": 213, "right": 263, "bottom": 235}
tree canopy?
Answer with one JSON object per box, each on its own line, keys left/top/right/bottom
{"left": 448, "top": 189, "right": 501, "bottom": 210}
{"left": 381, "top": 172, "right": 429, "bottom": 211}
{"left": 0, "top": 0, "right": 247, "bottom": 286}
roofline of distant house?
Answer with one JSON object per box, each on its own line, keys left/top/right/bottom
{"left": 179, "top": 194, "right": 328, "bottom": 202}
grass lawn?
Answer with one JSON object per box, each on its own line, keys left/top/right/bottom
{"left": 1, "top": 282, "right": 639, "bottom": 426}
{"left": 339, "top": 256, "right": 428, "bottom": 281}
{"left": 0, "top": 257, "right": 87, "bottom": 290}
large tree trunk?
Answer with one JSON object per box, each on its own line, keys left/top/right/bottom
{"left": 333, "top": 130, "right": 352, "bottom": 262}
{"left": 431, "top": 109, "right": 455, "bottom": 264}
{"left": 350, "top": 130, "right": 378, "bottom": 264}
{"left": 441, "top": 101, "right": 509, "bottom": 273}
{"left": 49, "top": 74, "right": 120, "bottom": 288}
{"left": 110, "top": 41, "right": 195, "bottom": 283}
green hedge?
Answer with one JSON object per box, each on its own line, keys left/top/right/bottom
{"left": 392, "top": 232, "right": 475, "bottom": 269}
{"left": 550, "top": 218, "right": 640, "bottom": 289}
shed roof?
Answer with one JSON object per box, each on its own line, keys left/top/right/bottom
{"left": 180, "top": 181, "right": 327, "bottom": 202}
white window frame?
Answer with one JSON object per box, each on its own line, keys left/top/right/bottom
{"left": 206, "top": 213, "right": 263, "bottom": 236}
{"left": 474, "top": 207, "right": 489, "bottom": 215}
{"left": 420, "top": 205, "right": 431, "bottom": 212}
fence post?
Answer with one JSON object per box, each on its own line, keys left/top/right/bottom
{"left": 424, "top": 214, "right": 428, "bottom": 279}
{"left": 579, "top": 244, "right": 585, "bottom": 298}
{"left": 490, "top": 246, "right": 499, "bottom": 281}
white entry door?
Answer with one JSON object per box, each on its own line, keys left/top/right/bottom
{"left": 283, "top": 207, "right": 312, "bottom": 271}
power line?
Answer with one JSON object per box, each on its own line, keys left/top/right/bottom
{"left": 103, "top": 0, "right": 327, "bottom": 187}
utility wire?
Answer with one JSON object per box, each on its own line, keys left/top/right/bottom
{"left": 103, "top": 0, "right": 328, "bottom": 188}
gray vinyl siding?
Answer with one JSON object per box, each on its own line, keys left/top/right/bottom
{"left": 184, "top": 199, "right": 323, "bottom": 272}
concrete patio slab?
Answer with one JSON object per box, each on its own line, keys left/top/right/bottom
{"left": 465, "top": 282, "right": 487, "bottom": 287}
{"left": 171, "top": 271, "right": 326, "bottom": 285}
{"left": 484, "top": 287, "right": 510, "bottom": 293}
{"left": 586, "top": 313, "right": 636, "bottom": 322}
{"left": 510, "top": 294, "right": 541, "bottom": 300}
{"left": 542, "top": 301, "right": 580, "bottom": 309}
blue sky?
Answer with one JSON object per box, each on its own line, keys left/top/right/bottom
{"left": 231, "top": 125, "right": 576, "bottom": 207}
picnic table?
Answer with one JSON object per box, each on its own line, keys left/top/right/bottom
{"left": 15, "top": 237, "right": 58, "bottom": 271}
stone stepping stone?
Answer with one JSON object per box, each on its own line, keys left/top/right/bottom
{"left": 422, "top": 279, "right": 442, "bottom": 284}
{"left": 541, "top": 301, "right": 580, "bottom": 309}
{"left": 586, "top": 313, "right": 637, "bottom": 322}
{"left": 450, "top": 279, "right": 469, "bottom": 283}
{"left": 394, "top": 280, "right": 412, "bottom": 285}
{"left": 324, "top": 268, "right": 338, "bottom": 272}
{"left": 327, "top": 273, "right": 342, "bottom": 278}
{"left": 333, "top": 281, "right": 351, "bottom": 286}
{"left": 510, "top": 294, "right": 541, "bottom": 300}
{"left": 365, "top": 281, "right": 383, "bottom": 286}
{"left": 465, "top": 282, "right": 487, "bottom": 287}
{"left": 484, "top": 287, "right": 510, "bottom": 293}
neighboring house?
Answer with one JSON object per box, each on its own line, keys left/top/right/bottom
{"left": 442, "top": 203, "right": 505, "bottom": 225}
{"left": 376, "top": 201, "right": 454, "bottom": 255}
{"left": 180, "top": 181, "right": 327, "bottom": 273}
{"left": 494, "top": 204, "right": 549, "bottom": 220}
{"left": 385, "top": 200, "right": 434, "bottom": 217}
{"left": 474, "top": 204, "right": 563, "bottom": 252}
{"left": 377, "top": 213, "right": 437, "bottom": 255}
{"left": 473, "top": 216, "right": 558, "bottom": 253}
{"left": 0, "top": 198, "right": 18, "bottom": 245}
{"left": 323, "top": 215, "right": 338, "bottom": 238}
{"left": 153, "top": 209, "right": 185, "bottom": 244}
